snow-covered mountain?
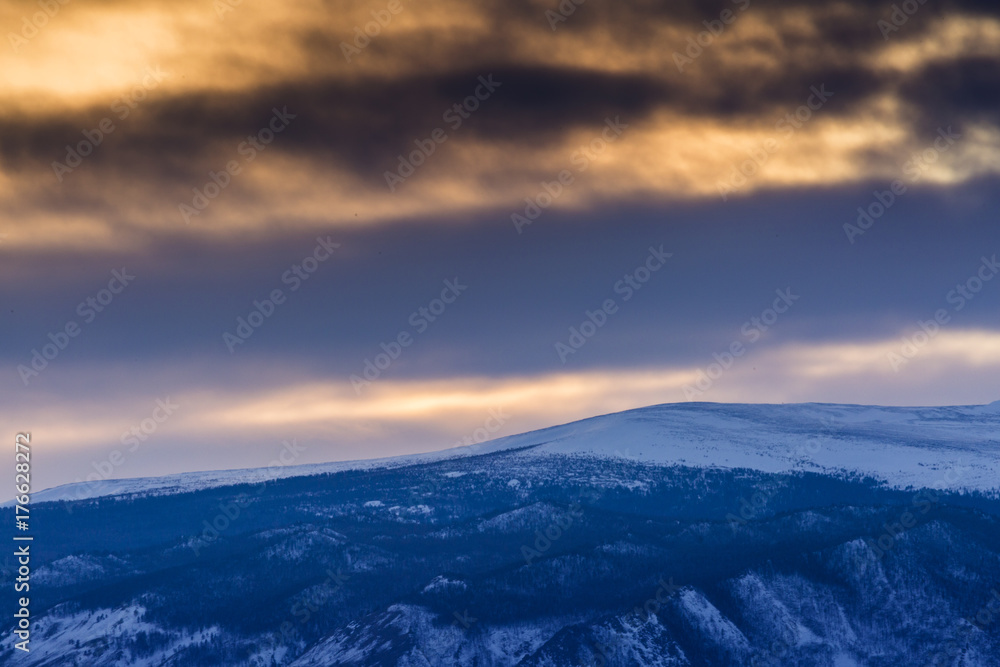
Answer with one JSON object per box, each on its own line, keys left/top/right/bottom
{"left": 5, "top": 401, "right": 1000, "bottom": 666}
{"left": 32, "top": 400, "right": 1000, "bottom": 504}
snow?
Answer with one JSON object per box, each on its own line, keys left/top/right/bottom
{"left": 489, "top": 402, "right": 1000, "bottom": 492}
{"left": 6, "top": 604, "right": 223, "bottom": 667}
{"left": 290, "top": 604, "right": 575, "bottom": 667}
{"left": 422, "top": 576, "right": 467, "bottom": 593}
{"left": 34, "top": 554, "right": 127, "bottom": 587}
{"left": 389, "top": 504, "right": 432, "bottom": 516}
{"left": 475, "top": 503, "right": 573, "bottom": 533}
{"left": 24, "top": 401, "right": 1000, "bottom": 505}
{"left": 678, "top": 588, "right": 751, "bottom": 654}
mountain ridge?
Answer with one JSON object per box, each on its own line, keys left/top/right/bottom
{"left": 5, "top": 402, "right": 1000, "bottom": 666}
{"left": 33, "top": 400, "right": 1000, "bottom": 504}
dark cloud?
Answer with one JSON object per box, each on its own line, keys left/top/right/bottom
{"left": 2, "top": 0, "right": 998, "bottom": 364}
{"left": 2, "top": 0, "right": 994, "bottom": 191}
{"left": 0, "top": 60, "right": 890, "bottom": 202}
{"left": 4, "top": 179, "right": 1000, "bottom": 387}
{"left": 900, "top": 56, "right": 1000, "bottom": 134}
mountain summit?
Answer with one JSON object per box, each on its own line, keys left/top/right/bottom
{"left": 6, "top": 401, "right": 1000, "bottom": 666}
{"left": 34, "top": 401, "right": 1000, "bottom": 505}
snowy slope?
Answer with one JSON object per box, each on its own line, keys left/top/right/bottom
{"left": 483, "top": 401, "right": 1000, "bottom": 492}
{"left": 7, "top": 407, "right": 1000, "bottom": 667}
{"left": 31, "top": 400, "right": 1000, "bottom": 504}
{"left": 28, "top": 451, "right": 449, "bottom": 505}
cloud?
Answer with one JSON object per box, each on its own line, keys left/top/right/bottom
{"left": 4, "top": 0, "right": 999, "bottom": 493}
{"left": 5, "top": 328, "right": 1000, "bottom": 492}
{"left": 2, "top": 0, "right": 1000, "bottom": 250}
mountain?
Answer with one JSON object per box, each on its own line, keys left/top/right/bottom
{"left": 31, "top": 400, "right": 1000, "bottom": 504}
{"left": 4, "top": 401, "right": 1000, "bottom": 666}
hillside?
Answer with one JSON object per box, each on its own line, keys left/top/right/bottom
{"left": 5, "top": 401, "right": 1000, "bottom": 666}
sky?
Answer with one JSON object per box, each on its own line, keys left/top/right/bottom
{"left": 2, "top": 0, "right": 1000, "bottom": 492}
